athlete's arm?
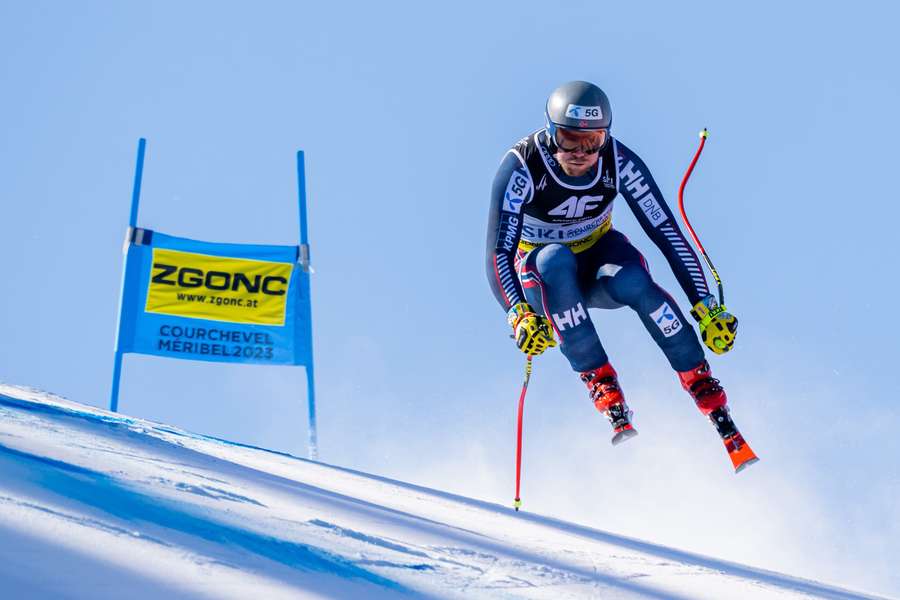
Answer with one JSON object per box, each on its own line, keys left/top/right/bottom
{"left": 485, "top": 151, "right": 533, "bottom": 311}
{"left": 614, "top": 139, "right": 711, "bottom": 305}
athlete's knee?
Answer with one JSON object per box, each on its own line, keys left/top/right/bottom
{"left": 608, "top": 263, "right": 653, "bottom": 302}
{"left": 534, "top": 244, "right": 577, "bottom": 280}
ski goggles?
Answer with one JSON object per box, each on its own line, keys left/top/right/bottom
{"left": 553, "top": 127, "right": 609, "bottom": 154}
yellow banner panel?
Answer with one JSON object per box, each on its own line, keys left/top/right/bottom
{"left": 145, "top": 248, "right": 293, "bottom": 326}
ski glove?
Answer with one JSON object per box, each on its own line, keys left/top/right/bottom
{"left": 691, "top": 295, "right": 738, "bottom": 355}
{"left": 507, "top": 302, "right": 557, "bottom": 356}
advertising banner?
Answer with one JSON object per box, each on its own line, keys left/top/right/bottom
{"left": 116, "top": 229, "right": 312, "bottom": 367}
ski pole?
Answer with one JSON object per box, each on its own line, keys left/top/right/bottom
{"left": 513, "top": 354, "right": 534, "bottom": 511}
{"left": 678, "top": 128, "right": 725, "bottom": 306}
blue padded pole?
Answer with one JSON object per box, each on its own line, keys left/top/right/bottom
{"left": 110, "top": 138, "right": 146, "bottom": 412}
{"left": 297, "top": 150, "right": 318, "bottom": 460}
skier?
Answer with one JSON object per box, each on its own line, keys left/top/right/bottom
{"left": 486, "top": 81, "right": 754, "bottom": 468}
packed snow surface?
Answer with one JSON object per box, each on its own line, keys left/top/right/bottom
{"left": 0, "top": 384, "right": 890, "bottom": 600}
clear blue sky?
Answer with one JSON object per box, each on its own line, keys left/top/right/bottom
{"left": 2, "top": 1, "right": 898, "bottom": 596}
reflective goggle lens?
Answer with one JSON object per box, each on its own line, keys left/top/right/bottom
{"left": 555, "top": 128, "right": 608, "bottom": 154}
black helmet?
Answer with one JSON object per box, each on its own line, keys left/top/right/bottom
{"left": 545, "top": 81, "right": 612, "bottom": 147}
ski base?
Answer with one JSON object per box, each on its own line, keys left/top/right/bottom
{"left": 611, "top": 424, "right": 638, "bottom": 446}
{"left": 723, "top": 432, "right": 759, "bottom": 473}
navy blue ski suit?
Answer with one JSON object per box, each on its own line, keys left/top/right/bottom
{"left": 486, "top": 129, "right": 708, "bottom": 373}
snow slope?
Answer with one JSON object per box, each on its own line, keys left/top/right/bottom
{"left": 0, "top": 384, "right": 891, "bottom": 600}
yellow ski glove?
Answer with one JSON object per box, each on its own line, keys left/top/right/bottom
{"left": 507, "top": 302, "right": 557, "bottom": 356}
{"left": 691, "top": 295, "right": 738, "bottom": 355}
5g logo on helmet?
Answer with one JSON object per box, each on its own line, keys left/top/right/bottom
{"left": 565, "top": 104, "right": 604, "bottom": 121}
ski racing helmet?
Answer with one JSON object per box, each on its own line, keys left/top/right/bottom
{"left": 545, "top": 81, "right": 612, "bottom": 152}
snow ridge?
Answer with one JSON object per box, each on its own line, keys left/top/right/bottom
{"left": 0, "top": 384, "right": 891, "bottom": 600}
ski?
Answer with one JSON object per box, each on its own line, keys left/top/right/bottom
{"left": 604, "top": 402, "right": 639, "bottom": 446}
{"left": 708, "top": 407, "right": 759, "bottom": 473}
{"left": 611, "top": 423, "right": 638, "bottom": 446}
{"left": 722, "top": 431, "right": 759, "bottom": 473}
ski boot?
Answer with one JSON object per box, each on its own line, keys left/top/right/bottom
{"left": 678, "top": 360, "right": 759, "bottom": 473}
{"left": 581, "top": 363, "right": 638, "bottom": 445}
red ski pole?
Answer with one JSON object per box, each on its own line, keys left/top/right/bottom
{"left": 678, "top": 128, "right": 725, "bottom": 305}
{"left": 513, "top": 354, "right": 533, "bottom": 511}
